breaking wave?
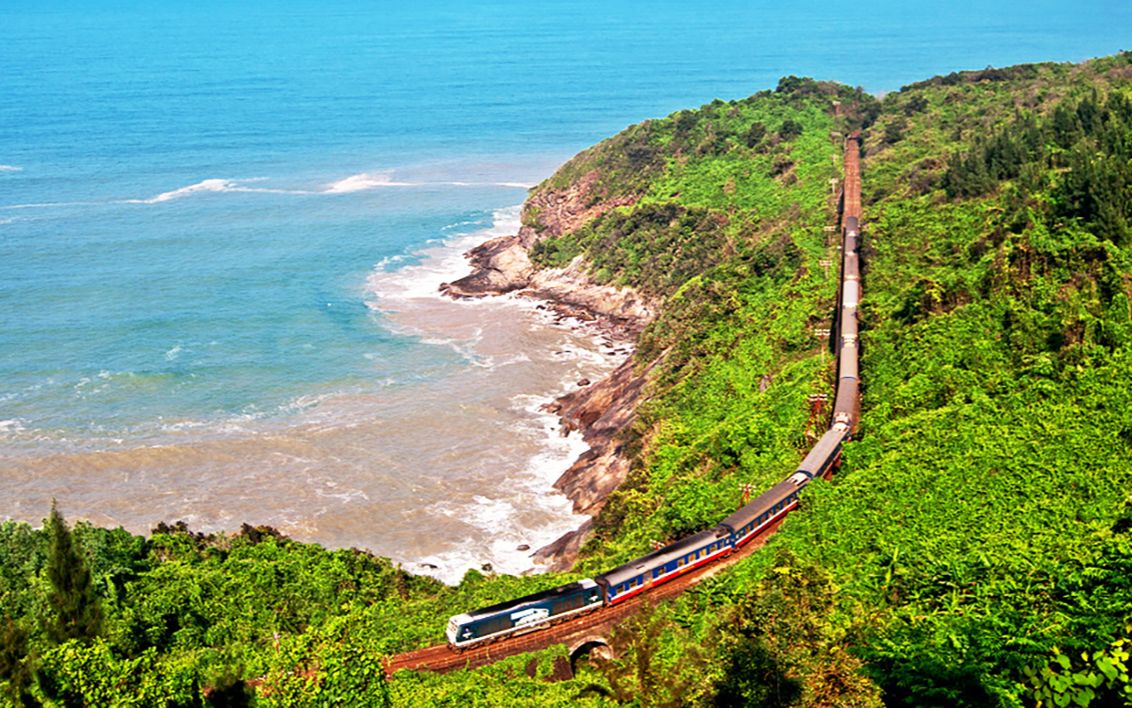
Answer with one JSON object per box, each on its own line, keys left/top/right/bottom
{"left": 124, "top": 178, "right": 307, "bottom": 204}
{"left": 323, "top": 172, "right": 419, "bottom": 193}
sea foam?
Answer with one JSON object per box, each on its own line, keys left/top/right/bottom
{"left": 125, "top": 178, "right": 313, "bottom": 205}
{"left": 128, "top": 178, "right": 240, "bottom": 204}
{"left": 364, "top": 205, "right": 522, "bottom": 304}
{"left": 322, "top": 171, "right": 418, "bottom": 193}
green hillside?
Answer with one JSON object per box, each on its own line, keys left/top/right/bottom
{"left": 3, "top": 56, "right": 1132, "bottom": 706}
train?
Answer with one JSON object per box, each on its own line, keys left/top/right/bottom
{"left": 446, "top": 138, "right": 863, "bottom": 651}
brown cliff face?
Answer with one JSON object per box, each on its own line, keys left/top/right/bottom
{"left": 542, "top": 357, "right": 651, "bottom": 516}
{"left": 438, "top": 172, "right": 654, "bottom": 571}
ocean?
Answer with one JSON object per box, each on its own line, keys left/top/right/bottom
{"left": 1, "top": 0, "right": 1128, "bottom": 582}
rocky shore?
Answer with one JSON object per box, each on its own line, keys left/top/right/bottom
{"left": 440, "top": 175, "right": 655, "bottom": 571}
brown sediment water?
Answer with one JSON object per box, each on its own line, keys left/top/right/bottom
{"left": 0, "top": 207, "right": 624, "bottom": 584}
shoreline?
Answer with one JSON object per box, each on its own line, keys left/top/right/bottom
{"left": 440, "top": 188, "right": 657, "bottom": 572}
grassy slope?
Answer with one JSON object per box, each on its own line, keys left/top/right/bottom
{"left": 698, "top": 55, "right": 1132, "bottom": 707}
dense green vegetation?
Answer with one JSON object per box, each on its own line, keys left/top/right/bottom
{"left": 531, "top": 78, "right": 872, "bottom": 571}
{"left": 3, "top": 56, "right": 1132, "bottom": 705}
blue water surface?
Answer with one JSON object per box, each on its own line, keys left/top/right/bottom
{"left": 1, "top": 0, "right": 1128, "bottom": 438}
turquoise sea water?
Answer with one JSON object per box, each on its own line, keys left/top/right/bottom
{"left": 1, "top": 0, "right": 1129, "bottom": 579}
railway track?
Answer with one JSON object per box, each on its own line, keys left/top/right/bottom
{"left": 386, "top": 134, "right": 863, "bottom": 679}
{"left": 384, "top": 514, "right": 790, "bottom": 677}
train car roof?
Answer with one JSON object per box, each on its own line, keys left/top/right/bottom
{"left": 797, "top": 427, "right": 848, "bottom": 476}
{"left": 460, "top": 579, "right": 597, "bottom": 619}
{"left": 833, "top": 379, "right": 859, "bottom": 419}
{"left": 596, "top": 526, "right": 729, "bottom": 587}
{"left": 718, "top": 476, "right": 804, "bottom": 533}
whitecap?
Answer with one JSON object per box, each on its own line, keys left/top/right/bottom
{"left": 0, "top": 164, "right": 22, "bottom": 172}
{"left": 437, "top": 180, "right": 534, "bottom": 189}
{"left": 1, "top": 200, "right": 98, "bottom": 210}
{"left": 126, "top": 178, "right": 237, "bottom": 204}
{"left": 124, "top": 178, "right": 312, "bottom": 205}
{"left": 322, "top": 172, "right": 418, "bottom": 193}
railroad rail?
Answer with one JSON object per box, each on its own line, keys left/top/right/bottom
{"left": 385, "top": 133, "right": 864, "bottom": 679}
{"left": 384, "top": 513, "right": 791, "bottom": 677}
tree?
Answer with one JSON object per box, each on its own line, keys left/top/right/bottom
{"left": 713, "top": 550, "right": 883, "bottom": 706}
{"left": 43, "top": 501, "right": 102, "bottom": 644}
{"left": 779, "top": 119, "right": 804, "bottom": 141}
{"left": 0, "top": 614, "right": 34, "bottom": 707}
{"left": 745, "top": 121, "right": 768, "bottom": 148}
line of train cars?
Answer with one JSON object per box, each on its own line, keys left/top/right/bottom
{"left": 446, "top": 148, "right": 864, "bottom": 651}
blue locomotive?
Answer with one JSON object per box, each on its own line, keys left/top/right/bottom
{"left": 446, "top": 580, "right": 603, "bottom": 647}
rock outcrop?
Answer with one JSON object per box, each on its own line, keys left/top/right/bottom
{"left": 441, "top": 169, "right": 647, "bottom": 334}
{"left": 530, "top": 354, "right": 659, "bottom": 571}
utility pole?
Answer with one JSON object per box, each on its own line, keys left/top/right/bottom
{"left": 807, "top": 393, "right": 829, "bottom": 441}
{"left": 815, "top": 327, "right": 831, "bottom": 366}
